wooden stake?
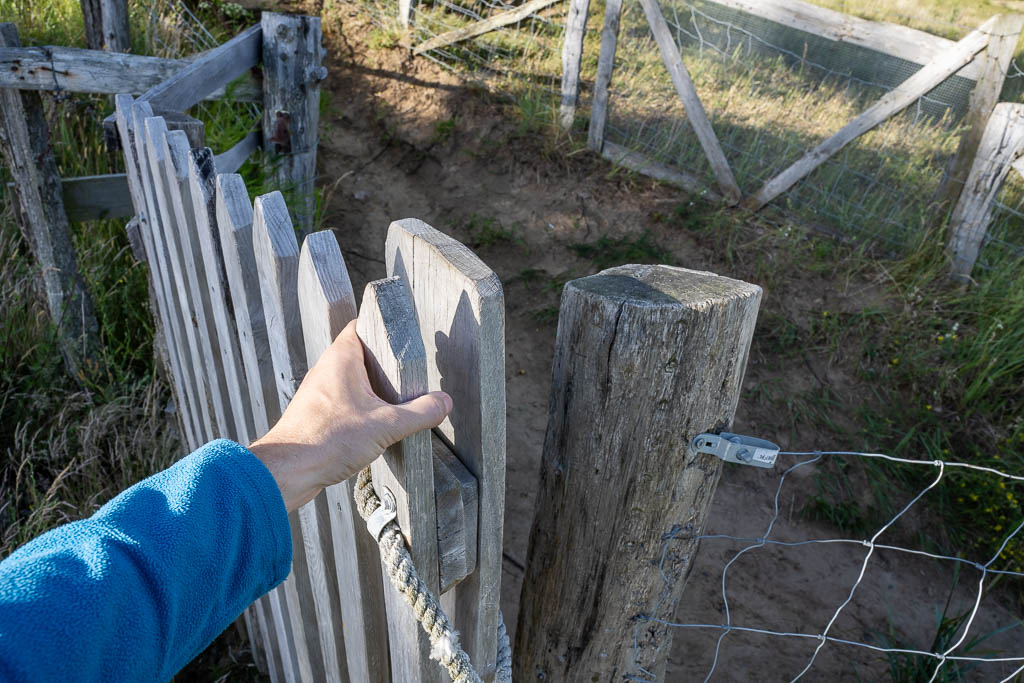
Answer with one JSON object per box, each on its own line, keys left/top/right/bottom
{"left": 587, "top": 0, "right": 623, "bottom": 151}
{"left": 744, "top": 19, "right": 994, "bottom": 211}
{"left": 937, "top": 14, "right": 1024, "bottom": 210}
{"left": 559, "top": 0, "right": 590, "bottom": 130}
{"left": 261, "top": 13, "right": 326, "bottom": 236}
{"left": 514, "top": 264, "right": 761, "bottom": 681}
{"left": 0, "top": 23, "right": 100, "bottom": 379}
{"left": 638, "top": 0, "right": 741, "bottom": 203}
{"left": 80, "top": 0, "right": 130, "bottom": 52}
{"left": 947, "top": 103, "right": 1024, "bottom": 278}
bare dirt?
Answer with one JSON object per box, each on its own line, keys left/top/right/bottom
{"left": 304, "top": 6, "right": 1023, "bottom": 680}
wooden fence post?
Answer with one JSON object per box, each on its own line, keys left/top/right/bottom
{"left": 0, "top": 23, "right": 100, "bottom": 379}
{"left": 947, "top": 103, "right": 1024, "bottom": 279}
{"left": 81, "top": 0, "right": 130, "bottom": 52}
{"left": 587, "top": 0, "right": 623, "bottom": 151}
{"left": 261, "top": 13, "right": 327, "bottom": 236}
{"left": 937, "top": 14, "right": 1024, "bottom": 211}
{"left": 514, "top": 264, "right": 761, "bottom": 681}
{"left": 559, "top": 0, "right": 590, "bottom": 130}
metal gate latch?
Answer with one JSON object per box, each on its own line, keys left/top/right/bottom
{"left": 692, "top": 433, "right": 779, "bottom": 468}
{"left": 367, "top": 487, "right": 398, "bottom": 541}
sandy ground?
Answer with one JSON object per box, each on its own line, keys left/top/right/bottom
{"left": 305, "top": 6, "right": 1023, "bottom": 679}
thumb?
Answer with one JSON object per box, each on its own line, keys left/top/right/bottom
{"left": 386, "top": 391, "right": 453, "bottom": 441}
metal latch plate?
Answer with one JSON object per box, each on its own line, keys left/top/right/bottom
{"left": 692, "top": 432, "right": 779, "bottom": 468}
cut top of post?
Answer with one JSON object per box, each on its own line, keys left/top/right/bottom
{"left": 570, "top": 263, "right": 762, "bottom": 308}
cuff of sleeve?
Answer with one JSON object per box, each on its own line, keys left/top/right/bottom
{"left": 208, "top": 438, "right": 292, "bottom": 589}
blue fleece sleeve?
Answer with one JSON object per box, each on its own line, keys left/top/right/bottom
{"left": 0, "top": 439, "right": 292, "bottom": 682}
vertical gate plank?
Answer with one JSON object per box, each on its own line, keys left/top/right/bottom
{"left": 385, "top": 218, "right": 504, "bottom": 680}
{"left": 357, "top": 276, "right": 441, "bottom": 683}
{"left": 253, "top": 191, "right": 326, "bottom": 683}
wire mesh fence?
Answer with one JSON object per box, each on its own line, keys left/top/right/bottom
{"left": 642, "top": 448, "right": 1024, "bottom": 681}
{"left": 353, "top": 0, "right": 570, "bottom": 97}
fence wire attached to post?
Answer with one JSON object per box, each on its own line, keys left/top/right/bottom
{"left": 639, "top": 448, "right": 1024, "bottom": 682}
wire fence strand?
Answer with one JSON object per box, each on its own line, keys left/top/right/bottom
{"left": 647, "top": 449, "right": 1024, "bottom": 681}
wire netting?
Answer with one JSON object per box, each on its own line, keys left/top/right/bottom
{"left": 640, "top": 449, "right": 1024, "bottom": 682}
{"left": 355, "top": 0, "right": 569, "bottom": 96}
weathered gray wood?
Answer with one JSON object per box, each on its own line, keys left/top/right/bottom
{"left": 148, "top": 118, "right": 231, "bottom": 438}
{"left": 0, "top": 46, "right": 261, "bottom": 98}
{"left": 0, "top": 23, "right": 100, "bottom": 378}
{"left": 295, "top": 228, "right": 391, "bottom": 683}
{"left": 214, "top": 131, "right": 261, "bottom": 175}
{"left": 558, "top": 0, "right": 590, "bottom": 130}
{"left": 711, "top": 0, "right": 985, "bottom": 81}
{"left": 214, "top": 176, "right": 295, "bottom": 683}
{"left": 948, "top": 103, "right": 1024, "bottom": 278}
{"left": 399, "top": 0, "right": 413, "bottom": 29}
{"left": 2, "top": 174, "right": 132, "bottom": 221}
{"left": 602, "top": 141, "right": 721, "bottom": 200}
{"left": 413, "top": 0, "right": 563, "bottom": 56}
{"left": 513, "top": 264, "right": 762, "bottom": 681}
{"left": 937, "top": 14, "right": 1024, "bottom": 209}
{"left": 385, "top": 218, "right": 504, "bottom": 679}
{"left": 251, "top": 598, "right": 277, "bottom": 681}
{"left": 253, "top": 190, "right": 325, "bottom": 683}
{"left": 114, "top": 95, "right": 201, "bottom": 449}
{"left": 215, "top": 173, "right": 279, "bottom": 437}
{"left": 638, "top": 0, "right": 741, "bottom": 204}
{"left": 745, "top": 20, "right": 993, "bottom": 211}
{"left": 102, "top": 24, "right": 261, "bottom": 130}
{"left": 81, "top": 0, "right": 129, "bottom": 52}
{"left": 104, "top": 108, "right": 205, "bottom": 155}
{"left": 293, "top": 230, "right": 356, "bottom": 683}
{"left": 587, "top": 0, "right": 623, "bottom": 152}
{"left": 137, "top": 111, "right": 216, "bottom": 443}
{"left": 261, "top": 13, "right": 326, "bottom": 236}
{"left": 435, "top": 437, "right": 478, "bottom": 593}
{"left": 185, "top": 144, "right": 256, "bottom": 444}
{"left": 357, "top": 276, "right": 441, "bottom": 683}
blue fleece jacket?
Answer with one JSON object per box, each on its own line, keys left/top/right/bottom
{"left": 0, "top": 439, "right": 292, "bottom": 682}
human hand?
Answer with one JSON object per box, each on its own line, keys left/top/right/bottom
{"left": 248, "top": 320, "right": 452, "bottom": 512}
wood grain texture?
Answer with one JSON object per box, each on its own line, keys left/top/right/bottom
{"left": 253, "top": 190, "right": 325, "bottom": 683}
{"left": 296, "top": 229, "right": 391, "bottom": 683}
{"left": 0, "top": 45, "right": 261, "bottom": 98}
{"left": 146, "top": 118, "right": 230, "bottom": 438}
{"left": 937, "top": 14, "right": 1024, "bottom": 209}
{"left": 357, "top": 276, "right": 441, "bottom": 683}
{"left": 413, "top": 0, "right": 563, "bottom": 57}
{"left": 744, "top": 21, "right": 992, "bottom": 211}
{"left": 114, "top": 95, "right": 199, "bottom": 449}
{"left": 947, "top": 103, "right": 1024, "bottom": 278}
{"left": 558, "top": 0, "right": 591, "bottom": 130}
{"left": 214, "top": 177, "right": 294, "bottom": 683}
{"left": 385, "top": 218, "right": 504, "bottom": 679}
{"left": 214, "top": 173, "right": 279, "bottom": 437}
{"left": 213, "top": 131, "right": 261, "bottom": 175}
{"left": 185, "top": 144, "right": 256, "bottom": 443}
{"left": 601, "top": 141, "right": 720, "bottom": 200}
{"left": 131, "top": 102, "right": 209, "bottom": 446}
{"left": 294, "top": 230, "right": 358, "bottom": 683}
{"left": 513, "top": 264, "right": 762, "bottom": 681}
{"left": 637, "top": 0, "right": 741, "bottom": 203}
{"left": 261, "top": 13, "right": 325, "bottom": 235}
{"left": 80, "top": 0, "right": 129, "bottom": 52}
{"left": 587, "top": 0, "right": 623, "bottom": 151}
{"left": 0, "top": 23, "right": 100, "bottom": 377}
{"left": 434, "top": 436, "right": 478, "bottom": 593}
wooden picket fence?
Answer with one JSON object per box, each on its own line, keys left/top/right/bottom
{"left": 114, "top": 54, "right": 505, "bottom": 683}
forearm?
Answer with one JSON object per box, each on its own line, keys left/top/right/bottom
{"left": 0, "top": 439, "right": 291, "bottom": 682}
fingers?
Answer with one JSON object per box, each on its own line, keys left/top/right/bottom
{"left": 382, "top": 391, "right": 453, "bottom": 443}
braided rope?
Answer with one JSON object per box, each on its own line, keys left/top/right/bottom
{"left": 354, "top": 467, "right": 512, "bottom": 683}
